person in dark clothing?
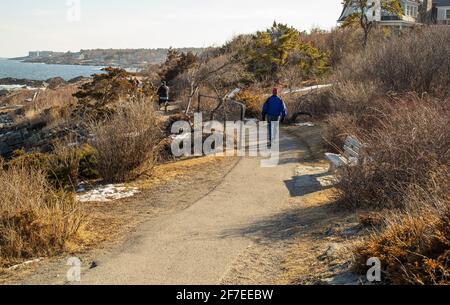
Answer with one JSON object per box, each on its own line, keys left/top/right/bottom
{"left": 157, "top": 81, "right": 170, "bottom": 109}
{"left": 133, "top": 77, "right": 140, "bottom": 88}
{"left": 262, "top": 88, "right": 287, "bottom": 147}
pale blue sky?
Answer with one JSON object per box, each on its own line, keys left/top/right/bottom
{"left": 0, "top": 0, "right": 343, "bottom": 57}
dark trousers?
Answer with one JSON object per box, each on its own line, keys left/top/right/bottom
{"left": 159, "top": 97, "right": 169, "bottom": 106}
{"left": 267, "top": 115, "right": 279, "bottom": 145}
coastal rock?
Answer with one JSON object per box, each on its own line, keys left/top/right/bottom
{"left": 0, "top": 89, "right": 8, "bottom": 97}
{"left": 0, "top": 77, "right": 46, "bottom": 88}
{"left": 46, "top": 77, "right": 66, "bottom": 89}
{"left": 68, "top": 76, "right": 90, "bottom": 84}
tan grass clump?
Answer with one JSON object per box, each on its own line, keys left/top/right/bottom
{"left": 11, "top": 86, "right": 78, "bottom": 127}
{"left": 0, "top": 166, "right": 84, "bottom": 267}
{"left": 353, "top": 190, "right": 449, "bottom": 285}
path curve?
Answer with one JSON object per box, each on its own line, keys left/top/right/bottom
{"left": 80, "top": 131, "right": 305, "bottom": 284}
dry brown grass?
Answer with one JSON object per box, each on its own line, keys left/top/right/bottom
{"left": 353, "top": 190, "right": 449, "bottom": 285}
{"left": 10, "top": 86, "right": 78, "bottom": 127}
{"left": 88, "top": 100, "right": 162, "bottom": 183}
{"left": 0, "top": 166, "right": 85, "bottom": 268}
{"left": 7, "top": 142, "right": 98, "bottom": 191}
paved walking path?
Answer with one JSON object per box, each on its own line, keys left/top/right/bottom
{"left": 80, "top": 131, "right": 305, "bottom": 284}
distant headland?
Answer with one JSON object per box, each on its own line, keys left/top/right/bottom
{"left": 10, "top": 48, "right": 205, "bottom": 70}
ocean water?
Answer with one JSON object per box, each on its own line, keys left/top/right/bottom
{"left": 0, "top": 58, "right": 104, "bottom": 82}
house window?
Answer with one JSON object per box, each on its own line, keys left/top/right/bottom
{"left": 406, "top": 4, "right": 418, "bottom": 17}
{"left": 446, "top": 9, "right": 450, "bottom": 20}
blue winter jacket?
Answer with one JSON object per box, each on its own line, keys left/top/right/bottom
{"left": 262, "top": 95, "right": 287, "bottom": 118}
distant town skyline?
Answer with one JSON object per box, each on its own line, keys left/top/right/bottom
{"left": 0, "top": 0, "right": 343, "bottom": 58}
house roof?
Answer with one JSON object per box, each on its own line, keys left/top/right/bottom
{"left": 337, "top": 6, "right": 347, "bottom": 22}
{"left": 434, "top": 0, "right": 450, "bottom": 6}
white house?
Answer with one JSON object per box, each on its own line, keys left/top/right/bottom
{"left": 424, "top": 0, "right": 450, "bottom": 24}
{"left": 338, "top": 0, "right": 421, "bottom": 29}
{"left": 339, "top": 0, "right": 450, "bottom": 26}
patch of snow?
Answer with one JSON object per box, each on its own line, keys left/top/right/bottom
{"left": 8, "top": 258, "right": 43, "bottom": 270}
{"left": 0, "top": 85, "right": 46, "bottom": 91}
{"left": 283, "top": 84, "right": 333, "bottom": 94}
{"left": 295, "top": 122, "right": 315, "bottom": 127}
{"left": 76, "top": 184, "right": 140, "bottom": 203}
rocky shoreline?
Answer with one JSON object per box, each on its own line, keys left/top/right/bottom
{"left": 0, "top": 76, "right": 91, "bottom": 97}
{"left": 0, "top": 77, "right": 47, "bottom": 88}
{"left": 0, "top": 76, "right": 91, "bottom": 158}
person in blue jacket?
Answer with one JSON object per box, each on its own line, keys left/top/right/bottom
{"left": 262, "top": 88, "right": 287, "bottom": 147}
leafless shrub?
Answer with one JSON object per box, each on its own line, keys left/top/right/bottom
{"left": 336, "top": 96, "right": 449, "bottom": 210}
{"left": 323, "top": 113, "right": 360, "bottom": 152}
{"left": 336, "top": 26, "right": 450, "bottom": 98}
{"left": 290, "top": 80, "right": 382, "bottom": 121}
{"left": 289, "top": 89, "right": 334, "bottom": 118}
{"left": 330, "top": 81, "right": 383, "bottom": 117}
{"left": 88, "top": 100, "right": 161, "bottom": 183}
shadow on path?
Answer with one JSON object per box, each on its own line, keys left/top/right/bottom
{"left": 284, "top": 172, "right": 335, "bottom": 197}
{"left": 219, "top": 204, "right": 337, "bottom": 242}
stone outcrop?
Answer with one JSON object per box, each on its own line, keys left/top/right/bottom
{"left": 0, "top": 112, "right": 69, "bottom": 158}
{"left": 0, "top": 78, "right": 46, "bottom": 88}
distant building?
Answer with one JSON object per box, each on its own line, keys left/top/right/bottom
{"left": 338, "top": 0, "right": 450, "bottom": 27}
{"left": 28, "top": 51, "right": 55, "bottom": 58}
{"left": 423, "top": 0, "right": 450, "bottom": 24}
{"left": 28, "top": 51, "right": 40, "bottom": 57}
{"left": 39, "top": 51, "right": 53, "bottom": 57}
{"left": 338, "top": 0, "right": 421, "bottom": 29}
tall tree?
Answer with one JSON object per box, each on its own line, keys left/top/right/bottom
{"left": 159, "top": 48, "right": 198, "bottom": 83}
{"left": 247, "top": 22, "right": 329, "bottom": 83}
{"left": 342, "top": 0, "right": 403, "bottom": 48}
